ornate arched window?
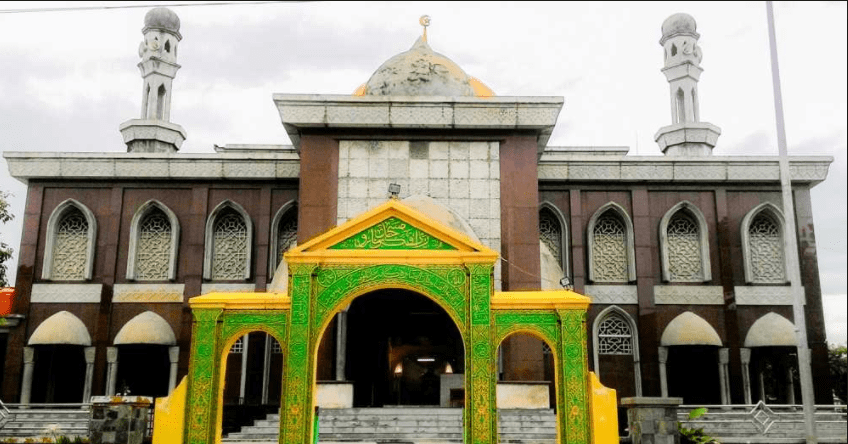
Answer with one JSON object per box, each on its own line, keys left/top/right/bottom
{"left": 659, "top": 202, "right": 711, "bottom": 282}
{"left": 203, "top": 201, "right": 252, "bottom": 280}
{"left": 741, "top": 203, "right": 787, "bottom": 284}
{"left": 587, "top": 203, "right": 636, "bottom": 282}
{"left": 127, "top": 200, "right": 180, "bottom": 281}
{"left": 539, "top": 203, "right": 569, "bottom": 276}
{"left": 42, "top": 199, "right": 97, "bottom": 281}
{"left": 269, "top": 201, "right": 298, "bottom": 276}
{"left": 592, "top": 306, "right": 642, "bottom": 395}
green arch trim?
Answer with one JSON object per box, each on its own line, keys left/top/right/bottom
{"left": 313, "top": 264, "right": 468, "bottom": 334}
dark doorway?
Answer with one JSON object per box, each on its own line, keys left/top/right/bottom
{"left": 221, "top": 332, "right": 284, "bottom": 435}
{"left": 116, "top": 344, "right": 170, "bottom": 398}
{"left": 667, "top": 345, "right": 721, "bottom": 405}
{"left": 750, "top": 346, "right": 800, "bottom": 404}
{"left": 342, "top": 289, "right": 464, "bottom": 407}
{"left": 32, "top": 345, "right": 86, "bottom": 403}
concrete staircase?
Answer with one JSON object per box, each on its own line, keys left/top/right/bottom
{"left": 224, "top": 407, "right": 557, "bottom": 443}
{"left": 0, "top": 409, "right": 90, "bottom": 438}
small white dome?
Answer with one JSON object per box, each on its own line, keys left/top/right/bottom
{"left": 114, "top": 311, "right": 177, "bottom": 345}
{"left": 29, "top": 311, "right": 91, "bottom": 346}
{"left": 144, "top": 7, "right": 180, "bottom": 34}
{"left": 661, "top": 13, "right": 698, "bottom": 43}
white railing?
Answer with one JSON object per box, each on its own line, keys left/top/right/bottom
{"left": 0, "top": 398, "right": 11, "bottom": 428}
{"left": 678, "top": 402, "right": 847, "bottom": 443}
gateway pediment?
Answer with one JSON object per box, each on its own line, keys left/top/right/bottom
{"left": 286, "top": 199, "right": 497, "bottom": 265}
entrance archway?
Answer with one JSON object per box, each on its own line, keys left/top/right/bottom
{"left": 176, "top": 200, "right": 597, "bottom": 444}
{"left": 320, "top": 288, "right": 464, "bottom": 407}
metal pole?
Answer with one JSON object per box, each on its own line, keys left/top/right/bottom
{"left": 765, "top": 2, "right": 817, "bottom": 442}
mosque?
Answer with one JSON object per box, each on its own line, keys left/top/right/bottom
{"left": 0, "top": 6, "right": 835, "bottom": 441}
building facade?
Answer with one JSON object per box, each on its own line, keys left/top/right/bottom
{"left": 0, "top": 6, "right": 834, "bottom": 429}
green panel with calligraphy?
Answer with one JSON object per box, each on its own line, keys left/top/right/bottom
{"left": 328, "top": 217, "right": 456, "bottom": 250}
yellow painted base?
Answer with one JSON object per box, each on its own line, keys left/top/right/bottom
{"left": 152, "top": 377, "right": 187, "bottom": 444}
{"left": 589, "top": 372, "right": 618, "bottom": 444}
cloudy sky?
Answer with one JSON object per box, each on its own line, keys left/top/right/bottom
{"left": 0, "top": 1, "right": 845, "bottom": 343}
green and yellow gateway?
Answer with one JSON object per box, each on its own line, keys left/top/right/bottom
{"left": 154, "top": 199, "right": 617, "bottom": 444}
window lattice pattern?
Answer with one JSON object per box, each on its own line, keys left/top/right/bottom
{"left": 541, "top": 342, "right": 552, "bottom": 355}
{"left": 749, "top": 214, "right": 785, "bottom": 282}
{"left": 230, "top": 337, "right": 244, "bottom": 354}
{"left": 598, "top": 314, "right": 633, "bottom": 355}
{"left": 539, "top": 208, "right": 562, "bottom": 266}
{"left": 277, "top": 210, "right": 298, "bottom": 265}
{"left": 212, "top": 211, "right": 248, "bottom": 280}
{"left": 52, "top": 209, "right": 89, "bottom": 280}
{"left": 135, "top": 209, "right": 172, "bottom": 280}
{"left": 271, "top": 337, "right": 283, "bottom": 354}
{"left": 667, "top": 213, "right": 703, "bottom": 281}
{"left": 592, "top": 213, "right": 628, "bottom": 281}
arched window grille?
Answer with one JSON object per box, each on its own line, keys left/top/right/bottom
{"left": 134, "top": 208, "right": 172, "bottom": 280}
{"left": 211, "top": 210, "right": 249, "bottom": 280}
{"left": 539, "top": 207, "right": 562, "bottom": 267}
{"left": 597, "top": 312, "right": 633, "bottom": 355}
{"left": 666, "top": 212, "right": 703, "bottom": 281}
{"left": 592, "top": 212, "right": 628, "bottom": 282}
{"left": 230, "top": 337, "right": 244, "bottom": 354}
{"left": 276, "top": 209, "right": 298, "bottom": 267}
{"left": 52, "top": 208, "right": 89, "bottom": 280}
{"left": 748, "top": 213, "right": 785, "bottom": 283}
{"left": 271, "top": 337, "right": 283, "bottom": 354}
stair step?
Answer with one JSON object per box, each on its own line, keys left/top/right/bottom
{"left": 225, "top": 407, "right": 557, "bottom": 443}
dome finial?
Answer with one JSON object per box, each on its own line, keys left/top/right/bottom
{"left": 419, "top": 15, "right": 431, "bottom": 42}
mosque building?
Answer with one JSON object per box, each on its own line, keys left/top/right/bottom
{"left": 0, "top": 6, "right": 834, "bottom": 437}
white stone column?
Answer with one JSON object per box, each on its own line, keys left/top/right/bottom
{"left": 740, "top": 348, "right": 752, "bottom": 404}
{"left": 168, "top": 346, "right": 180, "bottom": 394}
{"left": 105, "top": 347, "right": 119, "bottom": 396}
{"left": 335, "top": 311, "right": 347, "bottom": 381}
{"left": 718, "top": 348, "right": 730, "bottom": 405}
{"left": 239, "top": 334, "right": 249, "bottom": 403}
{"left": 758, "top": 370, "right": 766, "bottom": 403}
{"left": 20, "top": 347, "right": 35, "bottom": 406}
{"left": 785, "top": 359, "right": 796, "bottom": 405}
{"left": 261, "top": 335, "right": 272, "bottom": 404}
{"left": 658, "top": 346, "right": 669, "bottom": 398}
{"left": 82, "top": 347, "right": 96, "bottom": 404}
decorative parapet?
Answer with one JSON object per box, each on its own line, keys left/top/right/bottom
{"left": 31, "top": 283, "right": 103, "bottom": 303}
{"left": 654, "top": 285, "right": 723, "bottom": 305}
{"left": 3, "top": 151, "right": 300, "bottom": 184}
{"left": 584, "top": 285, "right": 638, "bottom": 304}
{"left": 273, "top": 94, "right": 563, "bottom": 155}
{"left": 734, "top": 285, "right": 803, "bottom": 306}
{"left": 538, "top": 154, "right": 832, "bottom": 185}
{"left": 113, "top": 283, "right": 184, "bottom": 303}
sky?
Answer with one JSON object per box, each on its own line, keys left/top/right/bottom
{"left": 0, "top": 1, "right": 845, "bottom": 344}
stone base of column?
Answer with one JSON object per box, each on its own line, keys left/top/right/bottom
{"left": 621, "top": 397, "right": 683, "bottom": 444}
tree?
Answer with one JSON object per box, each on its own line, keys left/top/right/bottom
{"left": 0, "top": 190, "right": 13, "bottom": 287}
{"left": 830, "top": 343, "right": 847, "bottom": 404}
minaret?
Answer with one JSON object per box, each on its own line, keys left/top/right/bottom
{"left": 119, "top": 7, "right": 186, "bottom": 153}
{"left": 654, "top": 13, "right": 720, "bottom": 156}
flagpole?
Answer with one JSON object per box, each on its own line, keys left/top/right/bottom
{"left": 765, "top": 2, "right": 817, "bottom": 442}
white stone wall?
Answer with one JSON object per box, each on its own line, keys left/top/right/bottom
{"left": 337, "top": 140, "right": 501, "bottom": 288}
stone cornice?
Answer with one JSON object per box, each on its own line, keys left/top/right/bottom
{"left": 538, "top": 155, "right": 832, "bottom": 185}
{"left": 273, "top": 94, "right": 563, "bottom": 155}
{"left": 3, "top": 151, "right": 300, "bottom": 184}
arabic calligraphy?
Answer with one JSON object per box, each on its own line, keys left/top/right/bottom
{"left": 329, "top": 217, "right": 455, "bottom": 250}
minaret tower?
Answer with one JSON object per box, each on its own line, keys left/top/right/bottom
{"left": 654, "top": 13, "right": 720, "bottom": 156}
{"left": 119, "top": 7, "right": 187, "bottom": 153}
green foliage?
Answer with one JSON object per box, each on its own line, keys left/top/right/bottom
{"left": 830, "top": 343, "right": 847, "bottom": 404}
{"left": 0, "top": 190, "right": 14, "bottom": 287}
{"left": 678, "top": 407, "right": 719, "bottom": 444}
